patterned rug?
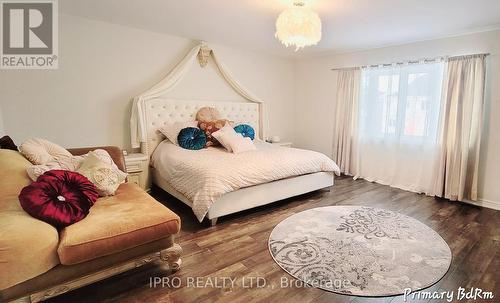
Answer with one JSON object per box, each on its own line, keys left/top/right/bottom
{"left": 268, "top": 206, "right": 452, "bottom": 296}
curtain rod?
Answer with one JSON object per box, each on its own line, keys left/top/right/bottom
{"left": 330, "top": 53, "right": 490, "bottom": 71}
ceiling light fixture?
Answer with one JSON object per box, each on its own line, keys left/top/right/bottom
{"left": 275, "top": 0, "right": 322, "bottom": 51}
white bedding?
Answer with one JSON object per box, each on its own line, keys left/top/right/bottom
{"left": 151, "top": 140, "right": 340, "bottom": 221}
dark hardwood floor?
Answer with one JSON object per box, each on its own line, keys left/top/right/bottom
{"left": 47, "top": 176, "right": 499, "bottom": 303}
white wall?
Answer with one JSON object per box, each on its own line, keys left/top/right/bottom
{"left": 0, "top": 14, "right": 295, "bottom": 149}
{"left": 294, "top": 29, "right": 500, "bottom": 205}
{"left": 0, "top": 104, "right": 4, "bottom": 136}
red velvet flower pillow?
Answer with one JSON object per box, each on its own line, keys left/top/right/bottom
{"left": 19, "top": 170, "right": 99, "bottom": 228}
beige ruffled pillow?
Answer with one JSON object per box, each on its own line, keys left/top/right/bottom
{"left": 19, "top": 138, "right": 72, "bottom": 165}
{"left": 77, "top": 152, "right": 127, "bottom": 196}
{"left": 196, "top": 107, "right": 221, "bottom": 122}
{"left": 26, "top": 149, "right": 124, "bottom": 182}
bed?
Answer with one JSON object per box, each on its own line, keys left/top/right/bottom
{"left": 142, "top": 98, "right": 340, "bottom": 225}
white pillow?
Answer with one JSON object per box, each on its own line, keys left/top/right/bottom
{"left": 19, "top": 138, "right": 72, "bottom": 164}
{"left": 211, "top": 124, "right": 239, "bottom": 152}
{"left": 158, "top": 121, "right": 198, "bottom": 145}
{"left": 230, "top": 136, "right": 257, "bottom": 154}
{"left": 213, "top": 125, "right": 256, "bottom": 153}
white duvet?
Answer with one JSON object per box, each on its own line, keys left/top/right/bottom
{"left": 151, "top": 141, "right": 340, "bottom": 221}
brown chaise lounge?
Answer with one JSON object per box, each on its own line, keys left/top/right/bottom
{"left": 0, "top": 146, "right": 182, "bottom": 303}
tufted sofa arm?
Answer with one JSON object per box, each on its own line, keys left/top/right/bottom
{"left": 67, "top": 146, "right": 126, "bottom": 173}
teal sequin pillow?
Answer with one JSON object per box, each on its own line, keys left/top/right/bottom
{"left": 234, "top": 124, "right": 255, "bottom": 140}
{"left": 177, "top": 127, "right": 206, "bottom": 150}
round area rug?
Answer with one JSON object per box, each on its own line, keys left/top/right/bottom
{"left": 268, "top": 206, "right": 452, "bottom": 296}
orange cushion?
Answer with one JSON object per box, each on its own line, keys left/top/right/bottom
{"left": 0, "top": 150, "right": 60, "bottom": 290}
{"left": 0, "top": 150, "right": 32, "bottom": 211}
{"left": 57, "top": 183, "right": 180, "bottom": 265}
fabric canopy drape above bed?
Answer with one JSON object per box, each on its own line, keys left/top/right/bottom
{"left": 130, "top": 42, "right": 266, "bottom": 149}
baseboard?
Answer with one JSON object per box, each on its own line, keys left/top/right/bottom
{"left": 463, "top": 198, "right": 500, "bottom": 211}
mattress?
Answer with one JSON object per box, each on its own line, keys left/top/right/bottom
{"left": 151, "top": 140, "right": 340, "bottom": 221}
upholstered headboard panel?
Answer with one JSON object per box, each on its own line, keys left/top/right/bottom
{"left": 143, "top": 98, "right": 261, "bottom": 155}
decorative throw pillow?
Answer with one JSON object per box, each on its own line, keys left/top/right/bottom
{"left": 234, "top": 124, "right": 255, "bottom": 140}
{"left": 18, "top": 170, "right": 99, "bottom": 228}
{"left": 26, "top": 158, "right": 81, "bottom": 182}
{"left": 158, "top": 120, "right": 198, "bottom": 145}
{"left": 227, "top": 135, "right": 257, "bottom": 154}
{"left": 88, "top": 149, "right": 126, "bottom": 178}
{"left": 76, "top": 152, "right": 127, "bottom": 196}
{"left": 177, "top": 127, "right": 207, "bottom": 150}
{"left": 212, "top": 125, "right": 240, "bottom": 152}
{"left": 0, "top": 135, "right": 17, "bottom": 151}
{"left": 26, "top": 149, "right": 124, "bottom": 182}
{"left": 19, "top": 138, "right": 72, "bottom": 165}
{"left": 196, "top": 107, "right": 221, "bottom": 122}
{"left": 198, "top": 119, "right": 229, "bottom": 147}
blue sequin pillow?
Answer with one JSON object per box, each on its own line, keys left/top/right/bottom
{"left": 234, "top": 124, "right": 255, "bottom": 140}
{"left": 177, "top": 127, "right": 207, "bottom": 150}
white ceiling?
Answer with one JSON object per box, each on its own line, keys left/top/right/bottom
{"left": 61, "top": 0, "right": 500, "bottom": 58}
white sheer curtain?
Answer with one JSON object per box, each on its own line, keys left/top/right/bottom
{"left": 356, "top": 62, "right": 444, "bottom": 194}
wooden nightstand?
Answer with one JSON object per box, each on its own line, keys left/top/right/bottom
{"left": 124, "top": 153, "right": 151, "bottom": 191}
{"left": 272, "top": 142, "right": 293, "bottom": 147}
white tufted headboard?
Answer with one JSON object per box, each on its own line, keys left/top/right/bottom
{"left": 142, "top": 98, "right": 262, "bottom": 155}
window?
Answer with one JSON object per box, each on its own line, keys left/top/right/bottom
{"left": 355, "top": 61, "right": 445, "bottom": 193}
{"left": 359, "top": 62, "right": 444, "bottom": 143}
